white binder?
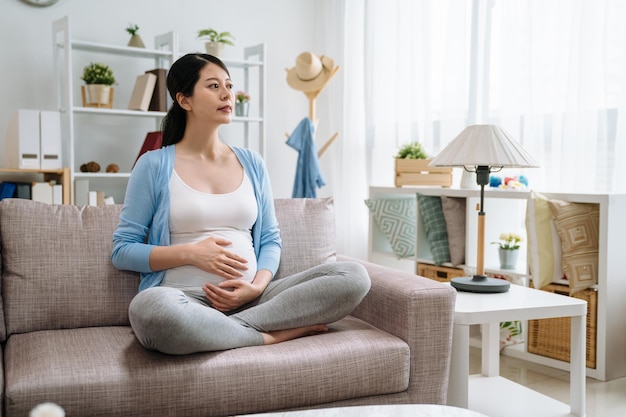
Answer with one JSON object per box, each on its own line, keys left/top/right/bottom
{"left": 1, "top": 109, "right": 41, "bottom": 169}
{"left": 40, "top": 111, "right": 62, "bottom": 169}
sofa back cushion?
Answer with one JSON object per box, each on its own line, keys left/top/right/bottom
{"left": 0, "top": 199, "right": 139, "bottom": 336}
{"left": 0, "top": 197, "right": 335, "bottom": 335}
{"left": 273, "top": 198, "right": 336, "bottom": 279}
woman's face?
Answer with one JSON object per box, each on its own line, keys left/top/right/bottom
{"left": 185, "top": 63, "right": 234, "bottom": 124}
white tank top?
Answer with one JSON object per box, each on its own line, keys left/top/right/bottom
{"left": 162, "top": 169, "right": 258, "bottom": 294}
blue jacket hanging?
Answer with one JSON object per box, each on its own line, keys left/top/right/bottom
{"left": 286, "top": 117, "right": 326, "bottom": 198}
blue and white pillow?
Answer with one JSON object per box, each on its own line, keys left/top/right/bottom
{"left": 364, "top": 198, "right": 416, "bottom": 259}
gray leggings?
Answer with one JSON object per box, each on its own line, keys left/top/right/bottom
{"left": 128, "top": 261, "right": 371, "bottom": 355}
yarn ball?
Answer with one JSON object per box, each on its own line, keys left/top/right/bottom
{"left": 80, "top": 161, "right": 100, "bottom": 172}
{"left": 489, "top": 175, "right": 502, "bottom": 188}
{"left": 518, "top": 175, "right": 529, "bottom": 186}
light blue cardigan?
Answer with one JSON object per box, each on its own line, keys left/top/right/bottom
{"left": 111, "top": 144, "right": 282, "bottom": 291}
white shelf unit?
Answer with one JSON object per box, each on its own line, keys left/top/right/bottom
{"left": 220, "top": 44, "right": 266, "bottom": 158}
{"left": 367, "top": 185, "right": 626, "bottom": 381}
{"left": 52, "top": 16, "right": 177, "bottom": 204}
{"left": 52, "top": 16, "right": 265, "bottom": 203}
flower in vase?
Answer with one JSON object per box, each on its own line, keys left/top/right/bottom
{"left": 236, "top": 91, "right": 250, "bottom": 103}
{"left": 491, "top": 232, "right": 522, "bottom": 250}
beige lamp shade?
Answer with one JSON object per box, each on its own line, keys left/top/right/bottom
{"left": 429, "top": 124, "right": 538, "bottom": 168}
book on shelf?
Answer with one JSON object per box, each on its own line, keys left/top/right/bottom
{"left": 31, "top": 181, "right": 54, "bottom": 204}
{"left": 14, "top": 182, "right": 32, "bottom": 200}
{"left": 0, "top": 182, "right": 17, "bottom": 200}
{"left": 52, "top": 183, "right": 63, "bottom": 204}
{"left": 133, "top": 131, "right": 162, "bottom": 168}
{"left": 88, "top": 191, "right": 114, "bottom": 206}
{"left": 145, "top": 68, "right": 168, "bottom": 112}
{"left": 128, "top": 73, "right": 157, "bottom": 111}
{"left": 74, "top": 179, "right": 90, "bottom": 206}
{"left": 88, "top": 191, "right": 104, "bottom": 206}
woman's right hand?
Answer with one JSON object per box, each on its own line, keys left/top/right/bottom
{"left": 191, "top": 236, "right": 248, "bottom": 279}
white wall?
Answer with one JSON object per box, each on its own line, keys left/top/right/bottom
{"left": 0, "top": 0, "right": 341, "bottom": 201}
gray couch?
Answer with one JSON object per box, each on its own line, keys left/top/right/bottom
{"left": 0, "top": 197, "right": 456, "bottom": 417}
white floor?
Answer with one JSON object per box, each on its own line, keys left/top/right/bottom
{"left": 469, "top": 347, "right": 626, "bottom": 417}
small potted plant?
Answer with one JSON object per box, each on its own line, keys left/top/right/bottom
{"left": 80, "top": 62, "right": 116, "bottom": 108}
{"left": 126, "top": 23, "right": 145, "bottom": 48}
{"left": 394, "top": 141, "right": 452, "bottom": 187}
{"left": 492, "top": 232, "right": 523, "bottom": 269}
{"left": 235, "top": 90, "right": 250, "bottom": 117}
{"left": 196, "top": 28, "right": 235, "bottom": 57}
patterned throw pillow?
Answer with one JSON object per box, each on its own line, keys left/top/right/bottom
{"left": 364, "top": 198, "right": 416, "bottom": 259}
{"left": 547, "top": 199, "right": 599, "bottom": 294}
{"left": 417, "top": 194, "right": 451, "bottom": 266}
{"left": 525, "top": 192, "right": 564, "bottom": 289}
{"left": 440, "top": 196, "right": 466, "bottom": 266}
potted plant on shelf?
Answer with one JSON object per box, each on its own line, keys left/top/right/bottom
{"left": 394, "top": 141, "right": 452, "bottom": 187}
{"left": 235, "top": 90, "right": 250, "bottom": 117}
{"left": 80, "top": 62, "right": 116, "bottom": 108}
{"left": 126, "top": 23, "right": 145, "bottom": 48}
{"left": 491, "top": 232, "right": 523, "bottom": 269}
{"left": 196, "top": 28, "right": 235, "bottom": 57}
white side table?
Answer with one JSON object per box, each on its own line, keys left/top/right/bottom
{"left": 448, "top": 283, "right": 587, "bottom": 417}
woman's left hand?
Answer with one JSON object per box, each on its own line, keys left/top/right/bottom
{"left": 202, "top": 279, "right": 261, "bottom": 312}
{"left": 202, "top": 269, "right": 273, "bottom": 312}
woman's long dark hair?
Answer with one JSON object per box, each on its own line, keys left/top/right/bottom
{"left": 160, "top": 53, "right": 230, "bottom": 147}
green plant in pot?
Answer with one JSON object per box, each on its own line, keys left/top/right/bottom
{"left": 81, "top": 62, "right": 116, "bottom": 107}
{"left": 126, "top": 23, "right": 145, "bottom": 48}
{"left": 394, "top": 141, "right": 429, "bottom": 159}
{"left": 197, "top": 28, "right": 235, "bottom": 57}
{"left": 393, "top": 141, "right": 452, "bottom": 187}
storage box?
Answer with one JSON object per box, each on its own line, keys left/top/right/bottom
{"left": 528, "top": 283, "right": 597, "bottom": 369}
{"left": 395, "top": 159, "right": 453, "bottom": 187}
{"left": 417, "top": 263, "right": 465, "bottom": 282}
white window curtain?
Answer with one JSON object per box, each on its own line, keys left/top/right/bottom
{"left": 486, "top": 0, "right": 626, "bottom": 192}
{"left": 336, "top": 0, "right": 626, "bottom": 258}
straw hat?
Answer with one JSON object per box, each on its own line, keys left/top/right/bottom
{"left": 286, "top": 52, "right": 336, "bottom": 92}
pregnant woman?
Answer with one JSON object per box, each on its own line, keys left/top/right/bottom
{"left": 111, "top": 53, "right": 370, "bottom": 355}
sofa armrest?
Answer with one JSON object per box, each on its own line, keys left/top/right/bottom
{"left": 338, "top": 255, "right": 457, "bottom": 404}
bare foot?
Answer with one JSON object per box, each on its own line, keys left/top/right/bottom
{"left": 261, "top": 324, "right": 329, "bottom": 345}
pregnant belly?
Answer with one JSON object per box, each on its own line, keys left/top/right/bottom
{"left": 164, "top": 230, "right": 257, "bottom": 289}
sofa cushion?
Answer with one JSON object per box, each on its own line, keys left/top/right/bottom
{"left": 4, "top": 317, "right": 409, "bottom": 417}
{"left": 0, "top": 199, "right": 139, "bottom": 336}
{"left": 273, "top": 198, "right": 336, "bottom": 279}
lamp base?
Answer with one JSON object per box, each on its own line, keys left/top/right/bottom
{"left": 450, "top": 274, "right": 510, "bottom": 293}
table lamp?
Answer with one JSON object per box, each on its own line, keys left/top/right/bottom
{"left": 429, "top": 124, "right": 538, "bottom": 293}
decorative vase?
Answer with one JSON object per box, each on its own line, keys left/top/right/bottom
{"left": 498, "top": 248, "right": 519, "bottom": 269}
{"left": 86, "top": 84, "right": 112, "bottom": 106}
{"left": 204, "top": 42, "right": 225, "bottom": 57}
{"left": 235, "top": 102, "right": 249, "bottom": 117}
{"left": 127, "top": 34, "right": 145, "bottom": 48}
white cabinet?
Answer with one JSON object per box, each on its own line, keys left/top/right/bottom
{"left": 52, "top": 16, "right": 265, "bottom": 204}
{"left": 367, "top": 185, "right": 626, "bottom": 381}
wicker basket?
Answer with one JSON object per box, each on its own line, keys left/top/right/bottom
{"left": 417, "top": 263, "right": 465, "bottom": 283}
{"left": 527, "top": 283, "right": 597, "bottom": 369}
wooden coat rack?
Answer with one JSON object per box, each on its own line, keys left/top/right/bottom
{"left": 286, "top": 65, "right": 340, "bottom": 158}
